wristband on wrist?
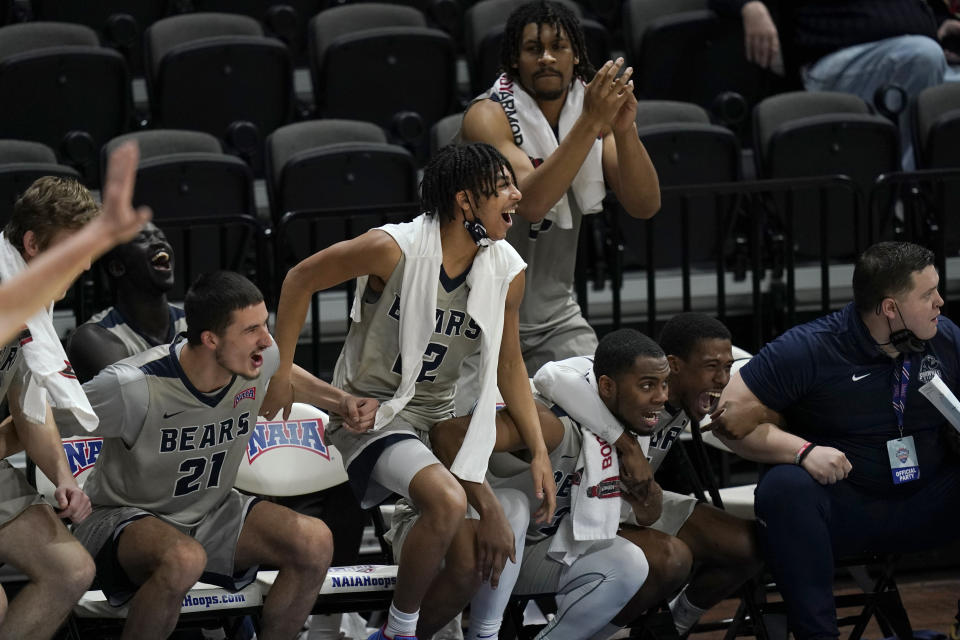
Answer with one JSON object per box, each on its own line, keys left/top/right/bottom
{"left": 794, "top": 441, "right": 815, "bottom": 465}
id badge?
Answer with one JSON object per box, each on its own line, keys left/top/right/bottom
{"left": 887, "top": 435, "right": 920, "bottom": 484}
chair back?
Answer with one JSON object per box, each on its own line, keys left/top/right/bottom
{"left": 0, "top": 139, "right": 80, "bottom": 226}
{"left": 235, "top": 402, "right": 349, "bottom": 497}
{"left": 266, "top": 119, "right": 418, "bottom": 223}
{"left": 0, "top": 22, "right": 130, "bottom": 184}
{"left": 915, "top": 82, "right": 960, "bottom": 169}
{"left": 144, "top": 12, "right": 293, "bottom": 164}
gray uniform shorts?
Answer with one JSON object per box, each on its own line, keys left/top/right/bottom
{"left": 0, "top": 460, "right": 46, "bottom": 527}
{"left": 72, "top": 489, "right": 259, "bottom": 606}
{"left": 331, "top": 415, "right": 441, "bottom": 508}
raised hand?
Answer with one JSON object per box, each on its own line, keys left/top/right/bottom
{"left": 98, "top": 142, "right": 152, "bottom": 245}
{"left": 583, "top": 58, "right": 634, "bottom": 131}
{"left": 261, "top": 372, "right": 294, "bottom": 421}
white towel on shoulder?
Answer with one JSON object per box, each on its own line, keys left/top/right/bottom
{"left": 539, "top": 366, "right": 622, "bottom": 565}
{"left": 533, "top": 356, "right": 625, "bottom": 445}
{"left": 0, "top": 233, "right": 97, "bottom": 431}
{"left": 350, "top": 214, "right": 526, "bottom": 482}
{"left": 548, "top": 423, "right": 622, "bottom": 565}
{"left": 485, "top": 73, "right": 606, "bottom": 229}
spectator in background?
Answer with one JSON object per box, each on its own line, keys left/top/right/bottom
{"left": 711, "top": 0, "right": 960, "bottom": 168}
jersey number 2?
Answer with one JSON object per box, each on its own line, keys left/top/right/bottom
{"left": 174, "top": 451, "right": 227, "bottom": 497}
{"left": 392, "top": 343, "right": 448, "bottom": 382}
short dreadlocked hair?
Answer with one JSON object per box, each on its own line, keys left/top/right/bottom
{"left": 658, "top": 313, "right": 731, "bottom": 361}
{"left": 420, "top": 142, "right": 517, "bottom": 223}
{"left": 501, "top": 0, "right": 595, "bottom": 84}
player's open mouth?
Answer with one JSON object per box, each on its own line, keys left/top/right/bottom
{"left": 699, "top": 390, "right": 721, "bottom": 414}
{"left": 251, "top": 353, "right": 263, "bottom": 367}
{"left": 642, "top": 411, "right": 660, "bottom": 428}
{"left": 151, "top": 249, "right": 171, "bottom": 271}
{"left": 502, "top": 208, "right": 515, "bottom": 225}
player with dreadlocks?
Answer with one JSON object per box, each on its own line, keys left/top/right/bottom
{"left": 262, "top": 142, "right": 556, "bottom": 640}
{"left": 460, "top": 0, "right": 660, "bottom": 384}
{"left": 459, "top": 0, "right": 661, "bottom": 554}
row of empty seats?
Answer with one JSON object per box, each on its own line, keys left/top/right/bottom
{"left": 0, "top": 0, "right": 793, "bottom": 183}
{"left": 0, "top": 8, "right": 462, "bottom": 180}
{"left": 5, "top": 84, "right": 960, "bottom": 279}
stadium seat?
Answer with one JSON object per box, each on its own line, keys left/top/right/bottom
{"left": 265, "top": 118, "right": 418, "bottom": 226}
{"left": 611, "top": 101, "right": 741, "bottom": 282}
{"left": 464, "top": 0, "right": 611, "bottom": 96}
{"left": 144, "top": 12, "right": 294, "bottom": 171}
{"left": 903, "top": 84, "right": 960, "bottom": 256}
{"left": 101, "top": 129, "right": 264, "bottom": 301}
{"left": 30, "top": 0, "right": 167, "bottom": 75}
{"left": 623, "top": 0, "right": 769, "bottom": 131}
{"left": 914, "top": 82, "right": 960, "bottom": 170}
{"left": 188, "top": 0, "right": 323, "bottom": 65}
{"left": 621, "top": 0, "right": 706, "bottom": 61}
{"left": 753, "top": 91, "right": 899, "bottom": 260}
{"left": 0, "top": 22, "right": 131, "bottom": 184}
{"left": 430, "top": 112, "right": 463, "bottom": 156}
{"left": 102, "top": 129, "right": 256, "bottom": 220}
{"left": 753, "top": 91, "right": 897, "bottom": 186}
{"left": 308, "top": 3, "right": 457, "bottom": 152}
{"left": 0, "top": 139, "right": 81, "bottom": 226}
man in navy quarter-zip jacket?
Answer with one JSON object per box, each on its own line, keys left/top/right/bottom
{"left": 706, "top": 241, "right": 960, "bottom": 639}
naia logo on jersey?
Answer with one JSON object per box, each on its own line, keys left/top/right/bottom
{"left": 233, "top": 387, "right": 256, "bottom": 408}
{"left": 246, "top": 418, "right": 329, "bottom": 463}
{"left": 61, "top": 437, "right": 103, "bottom": 478}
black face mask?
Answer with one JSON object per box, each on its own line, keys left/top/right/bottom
{"left": 881, "top": 302, "right": 926, "bottom": 354}
{"left": 463, "top": 209, "right": 492, "bottom": 247}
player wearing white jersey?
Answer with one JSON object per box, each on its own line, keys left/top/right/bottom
{"left": 434, "top": 329, "right": 677, "bottom": 639}
{"left": 0, "top": 174, "right": 116, "bottom": 639}
{"left": 0, "top": 142, "right": 150, "bottom": 346}
{"left": 59, "top": 271, "right": 373, "bottom": 640}
{"left": 436, "top": 321, "right": 761, "bottom": 638}
{"left": 262, "top": 143, "right": 557, "bottom": 640}
{"left": 531, "top": 314, "right": 762, "bottom": 634}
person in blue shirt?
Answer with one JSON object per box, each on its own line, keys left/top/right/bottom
{"left": 706, "top": 241, "right": 960, "bottom": 640}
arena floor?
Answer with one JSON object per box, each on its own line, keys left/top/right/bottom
{"left": 694, "top": 571, "right": 960, "bottom": 640}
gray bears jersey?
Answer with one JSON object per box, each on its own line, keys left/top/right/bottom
{"left": 489, "top": 401, "right": 583, "bottom": 544}
{"left": 331, "top": 253, "right": 483, "bottom": 433}
{"left": 489, "top": 401, "right": 695, "bottom": 544}
{"left": 86, "top": 305, "right": 188, "bottom": 356}
{"left": 645, "top": 407, "right": 690, "bottom": 473}
{"left": 61, "top": 339, "right": 279, "bottom": 528}
{"left": 507, "top": 193, "right": 585, "bottom": 333}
